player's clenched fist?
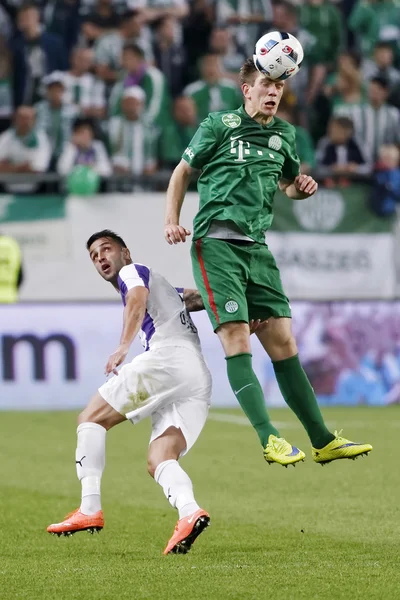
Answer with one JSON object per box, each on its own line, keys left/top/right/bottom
{"left": 165, "top": 224, "right": 191, "bottom": 245}
{"left": 294, "top": 174, "right": 318, "bottom": 196}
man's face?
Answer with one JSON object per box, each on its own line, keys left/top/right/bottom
{"left": 123, "top": 15, "right": 141, "bottom": 37}
{"left": 201, "top": 56, "right": 221, "bottom": 83}
{"left": 328, "top": 122, "right": 352, "bottom": 145}
{"left": 72, "top": 125, "right": 93, "bottom": 149}
{"left": 242, "top": 73, "right": 284, "bottom": 118}
{"left": 122, "top": 96, "right": 143, "bottom": 120}
{"left": 17, "top": 7, "right": 39, "bottom": 35}
{"left": 210, "top": 29, "right": 231, "bottom": 53}
{"left": 122, "top": 50, "right": 142, "bottom": 74}
{"left": 368, "top": 81, "right": 388, "bottom": 106}
{"left": 374, "top": 47, "right": 393, "bottom": 68}
{"left": 273, "top": 5, "right": 295, "bottom": 30}
{"left": 158, "top": 17, "right": 176, "bottom": 44}
{"left": 89, "top": 237, "right": 131, "bottom": 282}
{"left": 15, "top": 107, "right": 35, "bottom": 136}
{"left": 47, "top": 83, "right": 64, "bottom": 107}
{"left": 72, "top": 48, "right": 93, "bottom": 74}
{"left": 174, "top": 97, "right": 197, "bottom": 126}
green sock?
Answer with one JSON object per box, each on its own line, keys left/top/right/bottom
{"left": 273, "top": 354, "right": 335, "bottom": 449}
{"left": 226, "top": 353, "right": 279, "bottom": 447}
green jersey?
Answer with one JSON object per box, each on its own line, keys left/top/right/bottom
{"left": 182, "top": 106, "right": 300, "bottom": 244}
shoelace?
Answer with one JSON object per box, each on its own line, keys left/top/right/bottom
{"left": 334, "top": 429, "right": 344, "bottom": 442}
{"left": 271, "top": 436, "right": 290, "bottom": 453}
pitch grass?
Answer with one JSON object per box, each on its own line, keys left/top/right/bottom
{"left": 1, "top": 407, "right": 399, "bottom": 600}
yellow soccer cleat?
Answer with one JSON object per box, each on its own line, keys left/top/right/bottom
{"left": 312, "top": 430, "right": 373, "bottom": 465}
{"left": 264, "top": 435, "right": 305, "bottom": 467}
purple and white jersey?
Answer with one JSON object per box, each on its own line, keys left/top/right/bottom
{"left": 117, "top": 263, "right": 201, "bottom": 352}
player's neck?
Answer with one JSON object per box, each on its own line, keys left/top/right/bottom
{"left": 245, "top": 105, "right": 273, "bottom": 126}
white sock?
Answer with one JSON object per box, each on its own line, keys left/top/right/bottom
{"left": 75, "top": 422, "right": 106, "bottom": 515}
{"left": 154, "top": 459, "right": 200, "bottom": 519}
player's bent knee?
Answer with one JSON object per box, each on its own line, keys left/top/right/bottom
{"left": 78, "top": 392, "right": 125, "bottom": 430}
{"left": 216, "top": 321, "right": 251, "bottom": 356}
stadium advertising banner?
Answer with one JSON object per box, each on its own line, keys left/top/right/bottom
{"left": 0, "top": 188, "right": 397, "bottom": 301}
{"left": 1, "top": 302, "right": 399, "bottom": 411}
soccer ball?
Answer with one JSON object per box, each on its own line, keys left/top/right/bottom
{"left": 253, "top": 31, "right": 304, "bottom": 81}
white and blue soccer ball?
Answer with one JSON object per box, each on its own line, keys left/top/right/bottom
{"left": 253, "top": 31, "right": 304, "bottom": 81}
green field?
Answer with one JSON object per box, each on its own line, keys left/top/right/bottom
{"left": 1, "top": 407, "right": 399, "bottom": 599}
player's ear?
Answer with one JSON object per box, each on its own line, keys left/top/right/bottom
{"left": 241, "top": 82, "right": 251, "bottom": 100}
{"left": 122, "top": 247, "right": 131, "bottom": 263}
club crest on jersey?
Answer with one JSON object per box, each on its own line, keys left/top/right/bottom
{"left": 268, "top": 135, "right": 282, "bottom": 151}
{"left": 225, "top": 300, "right": 239, "bottom": 313}
{"left": 222, "top": 113, "right": 241, "bottom": 128}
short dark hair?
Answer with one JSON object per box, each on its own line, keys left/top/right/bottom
{"left": 330, "top": 116, "right": 354, "bottom": 131}
{"left": 120, "top": 9, "right": 141, "bottom": 23}
{"left": 370, "top": 75, "right": 390, "bottom": 90}
{"left": 18, "top": 2, "right": 39, "bottom": 13}
{"left": 239, "top": 57, "right": 259, "bottom": 86}
{"left": 72, "top": 117, "right": 96, "bottom": 134}
{"left": 374, "top": 42, "right": 393, "bottom": 52}
{"left": 275, "top": 0, "right": 297, "bottom": 18}
{"left": 122, "top": 41, "right": 145, "bottom": 59}
{"left": 86, "top": 230, "right": 127, "bottom": 251}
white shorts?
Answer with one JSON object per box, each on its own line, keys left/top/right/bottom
{"left": 99, "top": 345, "right": 212, "bottom": 455}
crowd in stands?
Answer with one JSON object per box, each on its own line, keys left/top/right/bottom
{"left": 0, "top": 0, "right": 399, "bottom": 199}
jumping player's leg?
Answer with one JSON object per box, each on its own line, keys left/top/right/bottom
{"left": 255, "top": 318, "right": 335, "bottom": 449}
{"left": 47, "top": 392, "right": 125, "bottom": 535}
{"left": 149, "top": 397, "right": 210, "bottom": 555}
{"left": 191, "top": 239, "right": 279, "bottom": 446}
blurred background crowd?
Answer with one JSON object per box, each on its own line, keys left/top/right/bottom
{"left": 0, "top": 0, "right": 399, "bottom": 199}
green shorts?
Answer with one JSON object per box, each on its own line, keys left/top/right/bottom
{"left": 191, "top": 237, "right": 291, "bottom": 331}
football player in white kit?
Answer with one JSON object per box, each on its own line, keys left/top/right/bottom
{"left": 47, "top": 230, "right": 212, "bottom": 555}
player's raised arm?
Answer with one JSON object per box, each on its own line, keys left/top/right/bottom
{"left": 164, "top": 159, "right": 193, "bottom": 244}
{"left": 279, "top": 174, "right": 318, "bottom": 200}
{"left": 105, "top": 286, "right": 148, "bottom": 376}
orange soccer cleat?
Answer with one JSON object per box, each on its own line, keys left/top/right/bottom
{"left": 47, "top": 509, "right": 104, "bottom": 536}
{"left": 163, "top": 509, "right": 210, "bottom": 555}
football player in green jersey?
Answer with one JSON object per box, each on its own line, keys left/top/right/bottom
{"left": 164, "top": 58, "right": 372, "bottom": 466}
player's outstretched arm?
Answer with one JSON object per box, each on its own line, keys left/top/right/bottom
{"left": 165, "top": 159, "right": 194, "bottom": 244}
{"left": 105, "top": 287, "right": 148, "bottom": 376}
{"left": 279, "top": 174, "right": 318, "bottom": 200}
{"left": 183, "top": 289, "right": 205, "bottom": 312}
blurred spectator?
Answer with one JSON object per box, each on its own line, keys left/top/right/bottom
{"left": 43, "top": 0, "right": 81, "bottom": 56}
{"left": 109, "top": 43, "right": 169, "bottom": 126}
{"left": 363, "top": 42, "right": 400, "bottom": 89}
{"left": 35, "top": 72, "right": 78, "bottom": 165}
{"left": 349, "top": 0, "right": 400, "bottom": 62}
{"left": 370, "top": 144, "right": 400, "bottom": 217}
{"left": 80, "top": 16, "right": 105, "bottom": 48}
{"left": 183, "top": 0, "right": 214, "bottom": 83}
{"left": 94, "top": 9, "right": 153, "bottom": 85}
{"left": 276, "top": 103, "right": 316, "bottom": 174}
{"left": 108, "top": 86, "right": 158, "bottom": 176}
{"left": 183, "top": 54, "right": 242, "bottom": 122}
{"left": 0, "top": 35, "right": 13, "bottom": 134}
{"left": 215, "top": 0, "right": 272, "bottom": 56}
{"left": 82, "top": 0, "right": 120, "bottom": 30}
{"left": 0, "top": 233, "right": 23, "bottom": 304}
{"left": 326, "top": 52, "right": 365, "bottom": 114}
{"left": 57, "top": 117, "right": 111, "bottom": 176}
{"left": 208, "top": 27, "right": 245, "bottom": 80}
{"left": 152, "top": 16, "right": 186, "bottom": 98}
{"left": 316, "top": 116, "right": 370, "bottom": 176}
{"left": 160, "top": 95, "right": 198, "bottom": 167}
{"left": 64, "top": 48, "right": 106, "bottom": 119}
{"left": 138, "top": 0, "right": 189, "bottom": 24}
{"left": 335, "top": 76, "right": 400, "bottom": 161}
{"left": 11, "top": 3, "right": 68, "bottom": 107}
{"left": 0, "top": 106, "right": 51, "bottom": 192}
{"left": 299, "top": 0, "right": 343, "bottom": 104}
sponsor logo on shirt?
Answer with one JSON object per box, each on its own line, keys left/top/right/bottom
{"left": 184, "top": 147, "right": 195, "bottom": 160}
{"left": 225, "top": 300, "right": 239, "bottom": 313}
{"left": 268, "top": 135, "right": 282, "bottom": 151}
{"left": 222, "top": 114, "right": 241, "bottom": 128}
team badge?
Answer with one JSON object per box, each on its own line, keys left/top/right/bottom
{"left": 268, "top": 135, "right": 282, "bottom": 151}
{"left": 222, "top": 114, "right": 241, "bottom": 128}
{"left": 225, "top": 300, "right": 239, "bottom": 313}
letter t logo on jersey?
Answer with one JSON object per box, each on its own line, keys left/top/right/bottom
{"left": 230, "top": 138, "right": 250, "bottom": 163}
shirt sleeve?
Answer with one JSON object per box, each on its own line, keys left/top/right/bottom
{"left": 182, "top": 116, "right": 219, "bottom": 170}
{"left": 118, "top": 264, "right": 150, "bottom": 292}
{"left": 281, "top": 126, "right": 300, "bottom": 181}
